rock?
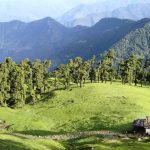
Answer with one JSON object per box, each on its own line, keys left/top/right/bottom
{"left": 138, "top": 138, "right": 145, "bottom": 142}
{"left": 0, "top": 120, "right": 5, "bottom": 124}
{"left": 122, "top": 137, "right": 131, "bottom": 140}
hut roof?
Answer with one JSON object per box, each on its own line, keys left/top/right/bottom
{"left": 133, "top": 116, "right": 150, "bottom": 129}
{"left": 133, "top": 119, "right": 145, "bottom": 127}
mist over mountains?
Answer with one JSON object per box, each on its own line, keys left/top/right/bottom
{"left": 0, "top": 0, "right": 150, "bottom": 25}
{"left": 0, "top": 0, "right": 101, "bottom": 22}
{"left": 59, "top": 1, "right": 150, "bottom": 27}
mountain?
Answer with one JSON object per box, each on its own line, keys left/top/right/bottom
{"left": 55, "top": 18, "right": 150, "bottom": 65}
{"left": 113, "top": 19, "right": 150, "bottom": 59}
{"left": 1, "top": 17, "right": 150, "bottom": 68}
{"left": 59, "top": 2, "right": 150, "bottom": 27}
{"left": 0, "top": 17, "right": 70, "bottom": 62}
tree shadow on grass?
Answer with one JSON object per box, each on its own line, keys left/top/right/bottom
{"left": 0, "top": 139, "right": 30, "bottom": 150}
{"left": 25, "top": 91, "right": 56, "bottom": 105}
{"left": 42, "top": 143, "right": 65, "bottom": 150}
{"left": 16, "top": 130, "right": 66, "bottom": 136}
{"left": 65, "top": 136, "right": 102, "bottom": 150}
{"left": 66, "top": 137, "right": 150, "bottom": 150}
{"left": 40, "top": 91, "right": 56, "bottom": 102}
{"left": 74, "top": 116, "right": 132, "bottom": 133}
{"left": 8, "top": 134, "right": 29, "bottom": 140}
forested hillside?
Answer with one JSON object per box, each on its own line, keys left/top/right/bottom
{"left": 114, "top": 20, "right": 150, "bottom": 59}
{"left": 56, "top": 18, "right": 150, "bottom": 65}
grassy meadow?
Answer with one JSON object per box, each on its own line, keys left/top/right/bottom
{"left": 0, "top": 134, "right": 66, "bottom": 150}
{"left": 0, "top": 82, "right": 150, "bottom": 149}
{"left": 1, "top": 134, "right": 150, "bottom": 150}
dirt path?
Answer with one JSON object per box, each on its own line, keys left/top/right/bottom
{"left": 12, "top": 130, "right": 127, "bottom": 141}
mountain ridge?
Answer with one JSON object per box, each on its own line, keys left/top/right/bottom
{"left": 0, "top": 17, "right": 150, "bottom": 68}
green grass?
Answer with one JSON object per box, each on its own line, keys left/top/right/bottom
{"left": 1, "top": 134, "right": 150, "bottom": 150}
{"left": 0, "top": 82, "right": 150, "bottom": 149}
{"left": 0, "top": 134, "right": 65, "bottom": 150}
{"left": 1, "top": 82, "right": 150, "bottom": 134}
{"left": 66, "top": 136, "right": 150, "bottom": 150}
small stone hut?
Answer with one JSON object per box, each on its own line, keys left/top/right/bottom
{"left": 133, "top": 116, "right": 150, "bottom": 135}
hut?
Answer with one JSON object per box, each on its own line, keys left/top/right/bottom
{"left": 144, "top": 116, "right": 150, "bottom": 135}
{"left": 133, "top": 116, "right": 150, "bottom": 135}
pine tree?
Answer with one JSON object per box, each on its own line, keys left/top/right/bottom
{"left": 97, "top": 49, "right": 115, "bottom": 83}
{"left": 42, "top": 60, "right": 51, "bottom": 92}
{"left": 89, "top": 67, "right": 96, "bottom": 83}
{"left": 9, "top": 65, "right": 26, "bottom": 107}
{"left": 59, "top": 64, "right": 71, "bottom": 89}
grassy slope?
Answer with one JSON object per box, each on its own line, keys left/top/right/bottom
{"left": 1, "top": 134, "right": 150, "bottom": 150}
{"left": 67, "top": 137, "right": 150, "bottom": 150}
{"left": 0, "top": 82, "right": 150, "bottom": 149}
{"left": 0, "top": 82, "right": 150, "bottom": 134}
{"left": 0, "top": 134, "right": 65, "bottom": 150}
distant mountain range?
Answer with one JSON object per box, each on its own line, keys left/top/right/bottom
{"left": 1, "top": 17, "right": 150, "bottom": 68}
{"left": 59, "top": 2, "right": 150, "bottom": 27}
{"left": 0, "top": 0, "right": 150, "bottom": 26}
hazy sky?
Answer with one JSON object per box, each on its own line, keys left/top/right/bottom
{"left": 0, "top": 0, "right": 103, "bottom": 16}
{"left": 0, "top": 0, "right": 105, "bottom": 19}
{"left": 0, "top": 0, "right": 149, "bottom": 21}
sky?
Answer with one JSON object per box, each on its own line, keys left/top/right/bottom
{"left": 0, "top": 0, "right": 105, "bottom": 19}
{"left": 0, "top": 0, "right": 149, "bottom": 22}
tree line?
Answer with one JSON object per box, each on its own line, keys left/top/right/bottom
{"left": 0, "top": 49, "right": 150, "bottom": 108}
{"left": 52, "top": 49, "right": 150, "bottom": 89}
{"left": 0, "top": 58, "right": 51, "bottom": 107}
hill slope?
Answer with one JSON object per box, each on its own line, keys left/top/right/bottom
{"left": 0, "top": 83, "right": 150, "bottom": 134}
{"left": 113, "top": 19, "right": 150, "bottom": 58}
{"left": 55, "top": 18, "right": 150, "bottom": 65}
{"left": 0, "top": 134, "right": 65, "bottom": 150}
{"left": 0, "top": 82, "right": 150, "bottom": 149}
{"left": 1, "top": 133, "right": 150, "bottom": 150}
